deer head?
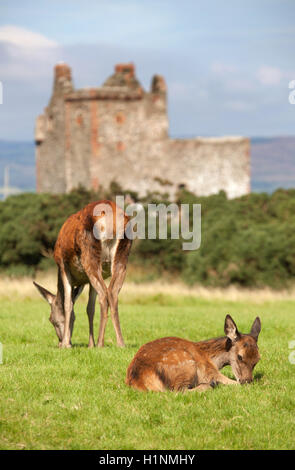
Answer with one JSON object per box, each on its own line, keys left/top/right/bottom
{"left": 34, "top": 282, "right": 65, "bottom": 344}
{"left": 224, "top": 315, "right": 261, "bottom": 384}
{"left": 33, "top": 281, "right": 77, "bottom": 346}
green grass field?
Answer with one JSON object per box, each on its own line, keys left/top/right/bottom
{"left": 0, "top": 286, "right": 295, "bottom": 450}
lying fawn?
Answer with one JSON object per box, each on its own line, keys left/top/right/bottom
{"left": 126, "top": 315, "right": 261, "bottom": 392}
{"left": 34, "top": 200, "right": 132, "bottom": 348}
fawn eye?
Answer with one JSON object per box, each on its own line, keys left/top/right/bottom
{"left": 238, "top": 354, "right": 243, "bottom": 361}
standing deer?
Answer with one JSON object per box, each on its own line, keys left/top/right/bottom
{"left": 126, "top": 315, "right": 261, "bottom": 392}
{"left": 34, "top": 200, "right": 132, "bottom": 348}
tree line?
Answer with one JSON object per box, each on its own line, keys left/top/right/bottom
{"left": 0, "top": 183, "right": 295, "bottom": 288}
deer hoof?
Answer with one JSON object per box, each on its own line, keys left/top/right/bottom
{"left": 59, "top": 342, "right": 72, "bottom": 349}
{"left": 210, "top": 380, "right": 218, "bottom": 389}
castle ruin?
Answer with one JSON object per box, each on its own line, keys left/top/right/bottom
{"left": 35, "top": 63, "right": 250, "bottom": 199}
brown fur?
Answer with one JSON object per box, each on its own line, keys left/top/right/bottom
{"left": 34, "top": 200, "right": 132, "bottom": 348}
{"left": 126, "top": 315, "right": 261, "bottom": 392}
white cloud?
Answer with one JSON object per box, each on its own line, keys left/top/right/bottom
{"left": 211, "top": 62, "right": 238, "bottom": 76}
{"left": 0, "top": 25, "right": 58, "bottom": 49}
{"left": 257, "top": 66, "right": 283, "bottom": 86}
{"left": 0, "top": 25, "right": 61, "bottom": 81}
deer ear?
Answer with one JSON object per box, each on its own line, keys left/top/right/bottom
{"left": 224, "top": 315, "right": 240, "bottom": 342}
{"left": 250, "top": 317, "right": 261, "bottom": 342}
{"left": 33, "top": 281, "right": 55, "bottom": 305}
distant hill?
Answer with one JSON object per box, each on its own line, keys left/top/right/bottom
{"left": 0, "top": 137, "right": 294, "bottom": 196}
{"left": 0, "top": 140, "right": 35, "bottom": 195}
{"left": 251, "top": 136, "right": 295, "bottom": 193}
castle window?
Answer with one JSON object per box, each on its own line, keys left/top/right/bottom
{"left": 115, "top": 112, "right": 125, "bottom": 124}
{"left": 76, "top": 112, "right": 84, "bottom": 127}
{"left": 116, "top": 141, "right": 125, "bottom": 151}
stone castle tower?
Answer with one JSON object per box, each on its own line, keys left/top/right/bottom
{"left": 35, "top": 63, "right": 250, "bottom": 198}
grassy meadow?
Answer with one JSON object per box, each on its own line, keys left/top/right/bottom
{"left": 0, "top": 275, "right": 295, "bottom": 450}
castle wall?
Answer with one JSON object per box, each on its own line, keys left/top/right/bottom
{"left": 163, "top": 137, "right": 250, "bottom": 198}
{"left": 88, "top": 137, "right": 250, "bottom": 199}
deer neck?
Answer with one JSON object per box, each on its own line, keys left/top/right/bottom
{"left": 56, "top": 269, "right": 65, "bottom": 315}
{"left": 196, "top": 336, "right": 232, "bottom": 370}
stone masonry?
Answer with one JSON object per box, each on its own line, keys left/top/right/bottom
{"left": 35, "top": 63, "right": 250, "bottom": 199}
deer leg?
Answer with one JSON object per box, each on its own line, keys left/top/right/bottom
{"left": 60, "top": 269, "right": 73, "bottom": 349}
{"left": 108, "top": 275, "right": 125, "bottom": 347}
{"left": 87, "top": 285, "right": 97, "bottom": 348}
{"left": 215, "top": 372, "right": 239, "bottom": 386}
{"left": 85, "top": 272, "right": 109, "bottom": 347}
{"left": 70, "top": 285, "right": 84, "bottom": 342}
{"left": 186, "top": 376, "right": 236, "bottom": 392}
{"left": 186, "top": 361, "right": 237, "bottom": 390}
{"left": 96, "top": 293, "right": 109, "bottom": 347}
{"left": 80, "top": 247, "right": 110, "bottom": 347}
{"left": 108, "top": 267, "right": 126, "bottom": 347}
{"left": 187, "top": 383, "right": 213, "bottom": 392}
{"left": 69, "top": 310, "right": 75, "bottom": 343}
{"left": 108, "top": 239, "right": 131, "bottom": 347}
{"left": 93, "top": 277, "right": 109, "bottom": 348}
{"left": 199, "top": 365, "right": 238, "bottom": 386}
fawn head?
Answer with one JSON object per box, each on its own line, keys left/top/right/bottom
{"left": 224, "top": 315, "right": 261, "bottom": 384}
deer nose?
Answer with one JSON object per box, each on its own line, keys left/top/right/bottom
{"left": 240, "top": 378, "right": 253, "bottom": 384}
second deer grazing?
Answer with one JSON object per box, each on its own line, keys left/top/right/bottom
{"left": 126, "top": 315, "right": 261, "bottom": 392}
{"left": 34, "top": 200, "right": 132, "bottom": 348}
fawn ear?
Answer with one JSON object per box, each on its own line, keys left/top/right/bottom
{"left": 33, "top": 281, "right": 55, "bottom": 305}
{"left": 224, "top": 315, "right": 240, "bottom": 342}
{"left": 250, "top": 317, "right": 261, "bottom": 342}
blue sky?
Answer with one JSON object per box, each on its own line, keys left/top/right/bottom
{"left": 0, "top": 0, "right": 295, "bottom": 140}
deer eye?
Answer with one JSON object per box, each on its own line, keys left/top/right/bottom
{"left": 238, "top": 354, "right": 243, "bottom": 361}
